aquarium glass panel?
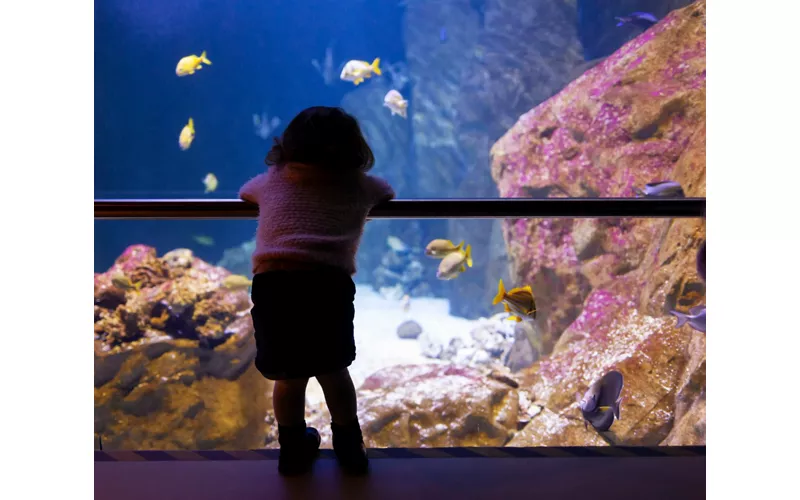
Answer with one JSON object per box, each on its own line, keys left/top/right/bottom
{"left": 95, "top": 216, "right": 706, "bottom": 450}
{"left": 94, "top": 0, "right": 705, "bottom": 200}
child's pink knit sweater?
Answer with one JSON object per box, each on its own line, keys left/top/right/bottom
{"left": 239, "top": 163, "right": 395, "bottom": 276}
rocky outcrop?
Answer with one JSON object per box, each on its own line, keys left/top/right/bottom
{"left": 94, "top": 245, "right": 271, "bottom": 450}
{"left": 306, "top": 365, "right": 520, "bottom": 448}
{"left": 404, "top": 0, "right": 586, "bottom": 319}
{"left": 490, "top": 0, "right": 706, "bottom": 445}
{"left": 491, "top": 0, "right": 706, "bottom": 353}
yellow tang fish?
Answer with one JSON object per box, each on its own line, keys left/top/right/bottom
{"left": 425, "top": 239, "right": 464, "bottom": 258}
{"left": 340, "top": 58, "right": 382, "bottom": 85}
{"left": 179, "top": 118, "right": 195, "bottom": 151}
{"left": 436, "top": 244, "right": 472, "bottom": 280}
{"left": 222, "top": 274, "right": 252, "bottom": 290}
{"left": 176, "top": 50, "right": 212, "bottom": 77}
{"left": 492, "top": 279, "right": 536, "bottom": 322}
{"left": 203, "top": 173, "right": 218, "bottom": 193}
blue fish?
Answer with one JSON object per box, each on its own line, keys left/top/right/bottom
{"left": 576, "top": 370, "right": 624, "bottom": 432}
{"left": 633, "top": 180, "right": 685, "bottom": 198}
{"left": 670, "top": 305, "right": 706, "bottom": 333}
{"left": 439, "top": 27, "right": 447, "bottom": 43}
{"left": 615, "top": 12, "right": 659, "bottom": 30}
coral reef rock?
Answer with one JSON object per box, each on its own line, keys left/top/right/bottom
{"left": 417, "top": 313, "right": 529, "bottom": 371}
{"left": 404, "top": 0, "right": 585, "bottom": 319}
{"left": 491, "top": 0, "right": 706, "bottom": 354}
{"left": 307, "top": 365, "right": 519, "bottom": 448}
{"left": 94, "top": 245, "right": 271, "bottom": 450}
{"left": 509, "top": 278, "right": 706, "bottom": 446}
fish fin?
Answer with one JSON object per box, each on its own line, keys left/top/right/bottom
{"left": 354, "top": 78, "right": 363, "bottom": 85}
{"left": 188, "top": 118, "right": 194, "bottom": 130}
{"left": 689, "top": 305, "right": 705, "bottom": 315}
{"left": 459, "top": 264, "right": 466, "bottom": 272}
{"left": 513, "top": 316, "right": 522, "bottom": 322}
{"left": 492, "top": 279, "right": 506, "bottom": 305}
{"left": 503, "top": 303, "right": 510, "bottom": 313}
{"left": 670, "top": 310, "right": 688, "bottom": 328}
{"left": 614, "top": 398, "right": 621, "bottom": 420}
{"left": 456, "top": 241, "right": 464, "bottom": 251}
{"left": 200, "top": 50, "right": 212, "bottom": 65}
{"left": 196, "top": 64, "right": 203, "bottom": 70}
{"left": 371, "top": 57, "right": 382, "bottom": 75}
{"left": 465, "top": 244, "right": 473, "bottom": 267}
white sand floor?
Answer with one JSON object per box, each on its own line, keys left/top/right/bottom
{"left": 305, "top": 285, "right": 477, "bottom": 405}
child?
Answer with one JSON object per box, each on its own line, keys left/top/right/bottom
{"left": 238, "top": 106, "right": 395, "bottom": 476}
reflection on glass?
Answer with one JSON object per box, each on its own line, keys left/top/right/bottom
{"left": 95, "top": 215, "right": 706, "bottom": 450}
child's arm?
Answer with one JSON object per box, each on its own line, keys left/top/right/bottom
{"left": 239, "top": 173, "right": 267, "bottom": 204}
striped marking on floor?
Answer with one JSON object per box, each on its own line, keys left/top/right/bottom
{"left": 95, "top": 446, "right": 705, "bottom": 462}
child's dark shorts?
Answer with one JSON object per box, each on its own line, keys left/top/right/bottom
{"left": 250, "top": 267, "right": 356, "bottom": 380}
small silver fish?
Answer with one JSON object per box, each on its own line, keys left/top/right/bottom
{"left": 615, "top": 12, "right": 659, "bottom": 29}
{"left": 634, "top": 181, "right": 685, "bottom": 198}
{"left": 670, "top": 305, "right": 706, "bottom": 333}
{"left": 577, "top": 370, "right": 624, "bottom": 432}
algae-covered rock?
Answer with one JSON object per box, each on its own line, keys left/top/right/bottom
{"left": 307, "top": 364, "right": 519, "bottom": 448}
{"left": 94, "top": 245, "right": 271, "bottom": 450}
{"left": 491, "top": 0, "right": 706, "bottom": 353}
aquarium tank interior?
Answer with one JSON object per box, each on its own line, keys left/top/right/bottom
{"left": 94, "top": 0, "right": 706, "bottom": 450}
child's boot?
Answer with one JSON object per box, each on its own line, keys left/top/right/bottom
{"left": 331, "top": 419, "right": 369, "bottom": 475}
{"left": 277, "top": 423, "right": 321, "bottom": 476}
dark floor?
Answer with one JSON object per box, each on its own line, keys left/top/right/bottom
{"left": 95, "top": 452, "right": 705, "bottom": 500}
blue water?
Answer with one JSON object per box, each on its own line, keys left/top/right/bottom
{"left": 94, "top": 0, "right": 691, "bottom": 272}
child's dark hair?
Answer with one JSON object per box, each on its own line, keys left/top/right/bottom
{"left": 265, "top": 106, "right": 375, "bottom": 172}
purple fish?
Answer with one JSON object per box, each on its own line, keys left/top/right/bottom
{"left": 615, "top": 12, "right": 659, "bottom": 30}
{"left": 576, "top": 370, "right": 624, "bottom": 432}
{"left": 633, "top": 180, "right": 685, "bottom": 198}
{"left": 697, "top": 241, "right": 706, "bottom": 281}
{"left": 670, "top": 305, "right": 706, "bottom": 333}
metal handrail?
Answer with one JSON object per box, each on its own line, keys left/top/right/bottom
{"left": 94, "top": 198, "right": 705, "bottom": 220}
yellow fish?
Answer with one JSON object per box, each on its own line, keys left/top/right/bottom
{"left": 492, "top": 279, "right": 536, "bottom": 322}
{"left": 436, "top": 244, "right": 472, "bottom": 280}
{"left": 339, "top": 58, "right": 382, "bottom": 85}
{"left": 110, "top": 270, "right": 141, "bottom": 291}
{"left": 425, "top": 239, "right": 464, "bottom": 258}
{"left": 222, "top": 274, "right": 252, "bottom": 290}
{"left": 203, "top": 173, "right": 218, "bottom": 193}
{"left": 193, "top": 235, "right": 214, "bottom": 246}
{"left": 179, "top": 118, "right": 195, "bottom": 151}
{"left": 176, "top": 50, "right": 212, "bottom": 77}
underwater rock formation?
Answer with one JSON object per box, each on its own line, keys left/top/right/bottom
{"left": 403, "top": 0, "right": 585, "bottom": 319}
{"left": 491, "top": 0, "right": 706, "bottom": 353}
{"left": 509, "top": 275, "right": 706, "bottom": 446}
{"left": 94, "top": 245, "right": 270, "bottom": 450}
{"left": 577, "top": 0, "right": 695, "bottom": 60}
{"left": 307, "top": 365, "right": 519, "bottom": 448}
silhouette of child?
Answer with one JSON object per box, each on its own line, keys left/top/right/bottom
{"left": 239, "top": 106, "right": 395, "bottom": 476}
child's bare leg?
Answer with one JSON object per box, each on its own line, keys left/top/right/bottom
{"left": 317, "top": 368, "right": 368, "bottom": 474}
{"left": 316, "top": 368, "right": 358, "bottom": 425}
{"left": 273, "top": 378, "right": 309, "bottom": 426}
